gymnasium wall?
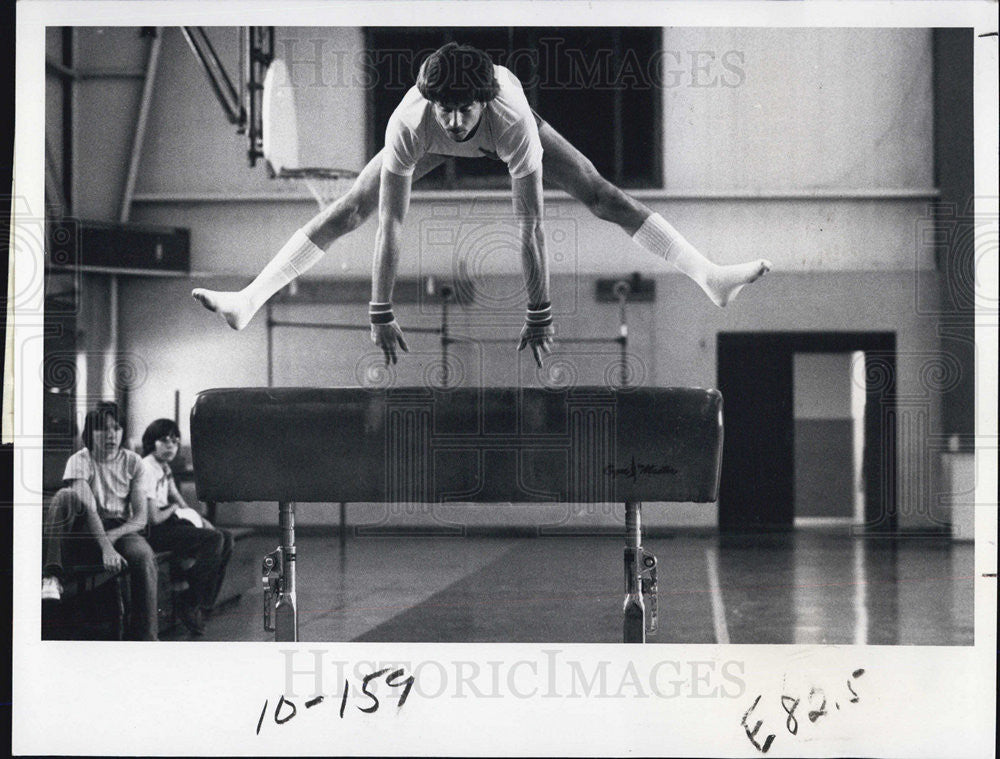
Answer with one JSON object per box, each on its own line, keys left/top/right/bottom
{"left": 66, "top": 27, "right": 937, "bottom": 274}
{"left": 119, "top": 267, "right": 941, "bottom": 532}
{"left": 50, "top": 26, "right": 949, "bottom": 530}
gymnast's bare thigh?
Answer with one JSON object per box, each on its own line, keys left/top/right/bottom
{"left": 535, "top": 119, "right": 611, "bottom": 199}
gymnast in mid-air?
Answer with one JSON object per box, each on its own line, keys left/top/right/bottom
{"left": 193, "top": 42, "right": 771, "bottom": 366}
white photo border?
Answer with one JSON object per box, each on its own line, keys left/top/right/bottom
{"left": 12, "top": 2, "right": 998, "bottom": 756}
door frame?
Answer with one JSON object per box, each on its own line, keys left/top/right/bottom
{"left": 716, "top": 331, "right": 897, "bottom": 533}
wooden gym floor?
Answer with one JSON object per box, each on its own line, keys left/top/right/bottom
{"left": 161, "top": 530, "right": 974, "bottom": 645}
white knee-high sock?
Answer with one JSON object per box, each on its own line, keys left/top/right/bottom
{"left": 632, "top": 213, "right": 714, "bottom": 279}
{"left": 632, "top": 213, "right": 770, "bottom": 307}
{"left": 242, "top": 229, "right": 327, "bottom": 312}
{"left": 192, "top": 229, "right": 327, "bottom": 330}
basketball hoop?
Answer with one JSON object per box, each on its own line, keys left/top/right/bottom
{"left": 262, "top": 57, "right": 359, "bottom": 269}
{"left": 274, "top": 167, "right": 359, "bottom": 211}
{"left": 261, "top": 58, "right": 359, "bottom": 208}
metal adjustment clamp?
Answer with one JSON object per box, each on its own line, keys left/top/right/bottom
{"left": 639, "top": 549, "right": 658, "bottom": 634}
{"left": 623, "top": 500, "right": 647, "bottom": 643}
{"left": 262, "top": 547, "right": 283, "bottom": 632}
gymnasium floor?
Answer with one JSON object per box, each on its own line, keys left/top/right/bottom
{"left": 162, "top": 530, "right": 974, "bottom": 645}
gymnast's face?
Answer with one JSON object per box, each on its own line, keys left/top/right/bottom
{"left": 432, "top": 100, "right": 485, "bottom": 141}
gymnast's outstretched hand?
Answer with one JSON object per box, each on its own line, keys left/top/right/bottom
{"left": 372, "top": 320, "right": 409, "bottom": 365}
{"left": 517, "top": 323, "right": 554, "bottom": 368}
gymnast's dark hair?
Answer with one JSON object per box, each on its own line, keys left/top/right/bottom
{"left": 141, "top": 418, "right": 181, "bottom": 457}
{"left": 417, "top": 42, "right": 500, "bottom": 105}
{"left": 80, "top": 401, "right": 125, "bottom": 451}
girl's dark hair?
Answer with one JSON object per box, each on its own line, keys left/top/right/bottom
{"left": 416, "top": 42, "right": 500, "bottom": 105}
{"left": 81, "top": 401, "right": 124, "bottom": 451}
{"left": 141, "top": 418, "right": 181, "bottom": 457}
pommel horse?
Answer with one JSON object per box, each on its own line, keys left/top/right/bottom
{"left": 191, "top": 386, "right": 723, "bottom": 643}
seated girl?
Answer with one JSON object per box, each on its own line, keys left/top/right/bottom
{"left": 41, "top": 402, "right": 158, "bottom": 640}
{"left": 140, "top": 418, "right": 233, "bottom": 635}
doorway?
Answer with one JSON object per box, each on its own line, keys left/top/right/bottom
{"left": 716, "top": 332, "right": 897, "bottom": 533}
{"left": 792, "top": 351, "right": 866, "bottom": 527}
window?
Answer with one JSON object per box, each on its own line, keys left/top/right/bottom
{"left": 365, "top": 27, "right": 663, "bottom": 189}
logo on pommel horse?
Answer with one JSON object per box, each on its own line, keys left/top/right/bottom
{"left": 604, "top": 456, "right": 678, "bottom": 481}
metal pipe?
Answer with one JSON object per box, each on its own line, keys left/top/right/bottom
{"left": 107, "top": 275, "right": 119, "bottom": 400}
{"left": 45, "top": 58, "right": 76, "bottom": 79}
{"left": 561, "top": 337, "right": 624, "bottom": 345}
{"left": 617, "top": 283, "right": 629, "bottom": 387}
{"left": 44, "top": 139, "right": 67, "bottom": 212}
{"left": 268, "top": 319, "right": 440, "bottom": 334}
{"left": 280, "top": 502, "right": 296, "bottom": 558}
{"left": 246, "top": 27, "right": 274, "bottom": 165}
{"left": 442, "top": 335, "right": 622, "bottom": 346}
{"left": 126, "top": 187, "right": 945, "bottom": 204}
{"left": 624, "top": 500, "right": 642, "bottom": 597}
{"left": 266, "top": 302, "right": 274, "bottom": 387}
{"left": 246, "top": 27, "right": 261, "bottom": 162}
{"left": 195, "top": 26, "right": 242, "bottom": 118}
{"left": 181, "top": 27, "right": 243, "bottom": 124}
{"left": 65, "top": 28, "right": 75, "bottom": 214}
{"left": 623, "top": 500, "right": 645, "bottom": 643}
{"left": 275, "top": 502, "right": 298, "bottom": 641}
{"left": 237, "top": 27, "right": 247, "bottom": 135}
{"left": 441, "top": 295, "right": 450, "bottom": 387}
{"left": 625, "top": 500, "right": 641, "bottom": 550}
{"left": 76, "top": 68, "right": 147, "bottom": 80}
{"left": 120, "top": 30, "right": 162, "bottom": 223}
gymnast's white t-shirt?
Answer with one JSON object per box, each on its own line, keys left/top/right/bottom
{"left": 383, "top": 64, "right": 543, "bottom": 179}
